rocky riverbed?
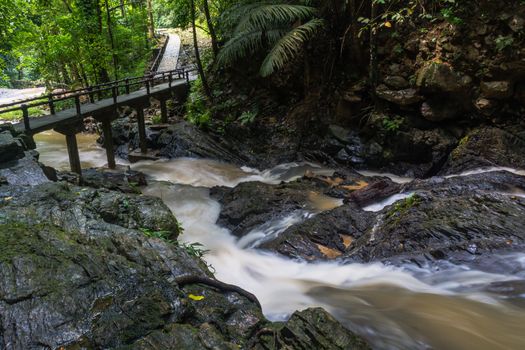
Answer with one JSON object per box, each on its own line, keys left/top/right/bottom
{"left": 1, "top": 112, "right": 525, "bottom": 349}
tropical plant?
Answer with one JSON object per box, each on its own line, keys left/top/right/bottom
{"left": 216, "top": 2, "right": 325, "bottom": 77}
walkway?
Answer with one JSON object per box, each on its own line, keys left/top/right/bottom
{"left": 157, "top": 33, "right": 181, "bottom": 72}
{"left": 0, "top": 87, "right": 46, "bottom": 106}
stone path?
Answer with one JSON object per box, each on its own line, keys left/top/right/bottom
{"left": 157, "top": 33, "right": 181, "bottom": 72}
{"left": 0, "top": 87, "right": 46, "bottom": 106}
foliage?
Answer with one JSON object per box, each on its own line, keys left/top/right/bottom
{"left": 139, "top": 227, "right": 210, "bottom": 264}
{"left": 238, "top": 110, "right": 257, "bottom": 125}
{"left": 217, "top": 2, "right": 324, "bottom": 77}
{"left": 0, "top": 106, "right": 46, "bottom": 121}
{"left": 185, "top": 77, "right": 212, "bottom": 127}
{"left": 382, "top": 115, "right": 403, "bottom": 133}
{"left": 180, "top": 242, "right": 209, "bottom": 258}
{"left": 358, "top": 0, "right": 463, "bottom": 37}
{"left": 0, "top": 0, "right": 154, "bottom": 88}
{"left": 387, "top": 194, "right": 420, "bottom": 220}
{"left": 495, "top": 35, "right": 514, "bottom": 52}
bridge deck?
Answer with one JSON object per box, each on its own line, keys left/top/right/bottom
{"left": 13, "top": 79, "right": 186, "bottom": 134}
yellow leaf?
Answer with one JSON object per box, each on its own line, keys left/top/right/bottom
{"left": 4, "top": 197, "right": 13, "bottom": 201}
{"left": 188, "top": 294, "right": 205, "bottom": 301}
{"left": 384, "top": 21, "right": 392, "bottom": 28}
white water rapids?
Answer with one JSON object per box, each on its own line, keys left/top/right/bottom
{"left": 34, "top": 131, "right": 525, "bottom": 349}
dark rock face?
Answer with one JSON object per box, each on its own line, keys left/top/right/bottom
{"left": 253, "top": 308, "right": 371, "bottom": 350}
{"left": 215, "top": 169, "right": 525, "bottom": 265}
{"left": 261, "top": 204, "right": 374, "bottom": 261}
{"left": 76, "top": 167, "right": 147, "bottom": 193}
{"left": 0, "top": 152, "right": 49, "bottom": 187}
{"left": 211, "top": 180, "right": 319, "bottom": 238}
{"left": 157, "top": 121, "right": 246, "bottom": 164}
{"left": 375, "top": 85, "right": 422, "bottom": 106}
{"left": 0, "top": 182, "right": 369, "bottom": 349}
{"left": 440, "top": 126, "right": 525, "bottom": 175}
{"left": 0, "top": 131, "right": 25, "bottom": 163}
{"left": 346, "top": 190, "right": 525, "bottom": 264}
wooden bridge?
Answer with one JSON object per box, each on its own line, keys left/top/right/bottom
{"left": 0, "top": 68, "right": 191, "bottom": 175}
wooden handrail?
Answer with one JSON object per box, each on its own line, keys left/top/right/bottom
{"left": 0, "top": 68, "right": 191, "bottom": 123}
{"left": 150, "top": 34, "right": 170, "bottom": 73}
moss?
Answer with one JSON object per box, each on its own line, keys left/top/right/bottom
{"left": 387, "top": 194, "right": 421, "bottom": 223}
{"left": 451, "top": 135, "right": 470, "bottom": 160}
{"left": 0, "top": 222, "right": 70, "bottom": 262}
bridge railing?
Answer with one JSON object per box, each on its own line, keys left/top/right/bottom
{"left": 0, "top": 68, "right": 194, "bottom": 131}
{"left": 149, "top": 33, "right": 170, "bottom": 73}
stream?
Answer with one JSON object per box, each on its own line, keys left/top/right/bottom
{"left": 34, "top": 131, "right": 525, "bottom": 349}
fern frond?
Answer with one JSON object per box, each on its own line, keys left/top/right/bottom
{"left": 235, "top": 4, "right": 317, "bottom": 33}
{"left": 259, "top": 19, "right": 325, "bottom": 77}
{"left": 216, "top": 28, "right": 288, "bottom": 67}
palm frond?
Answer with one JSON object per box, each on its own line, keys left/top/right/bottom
{"left": 216, "top": 28, "right": 288, "bottom": 67}
{"left": 259, "top": 18, "right": 325, "bottom": 77}
{"left": 234, "top": 4, "right": 317, "bottom": 34}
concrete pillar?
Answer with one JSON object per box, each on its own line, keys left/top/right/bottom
{"left": 136, "top": 107, "right": 147, "bottom": 154}
{"left": 101, "top": 119, "right": 116, "bottom": 169}
{"left": 160, "top": 99, "right": 168, "bottom": 124}
{"left": 65, "top": 133, "right": 82, "bottom": 176}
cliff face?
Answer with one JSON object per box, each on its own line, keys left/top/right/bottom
{"left": 207, "top": 1, "right": 525, "bottom": 176}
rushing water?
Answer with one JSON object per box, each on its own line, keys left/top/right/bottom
{"left": 35, "top": 131, "right": 525, "bottom": 349}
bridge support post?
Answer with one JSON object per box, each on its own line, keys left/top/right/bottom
{"left": 101, "top": 119, "right": 116, "bottom": 169}
{"left": 136, "top": 107, "right": 147, "bottom": 153}
{"left": 160, "top": 99, "right": 168, "bottom": 123}
{"left": 65, "top": 133, "right": 82, "bottom": 176}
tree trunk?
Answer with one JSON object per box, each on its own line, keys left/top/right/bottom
{"left": 202, "top": 0, "right": 218, "bottom": 56}
{"left": 369, "top": 1, "right": 379, "bottom": 100}
{"left": 191, "top": 0, "right": 212, "bottom": 101}
{"left": 105, "top": 0, "right": 119, "bottom": 80}
{"left": 146, "top": 0, "right": 155, "bottom": 38}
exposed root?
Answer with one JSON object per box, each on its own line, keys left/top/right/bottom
{"left": 175, "top": 275, "right": 262, "bottom": 309}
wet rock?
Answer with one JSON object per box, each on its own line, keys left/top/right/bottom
{"left": 384, "top": 76, "right": 409, "bottom": 89}
{"left": 420, "top": 100, "right": 462, "bottom": 121}
{"left": 157, "top": 121, "right": 246, "bottom": 164}
{"left": 379, "top": 128, "right": 457, "bottom": 177}
{"left": 344, "top": 190, "right": 525, "bottom": 264}
{"left": 376, "top": 85, "right": 422, "bottom": 106}
{"left": 416, "top": 62, "right": 464, "bottom": 95}
{"left": 212, "top": 180, "right": 320, "bottom": 237}
{"left": 440, "top": 127, "right": 525, "bottom": 175}
{"left": 480, "top": 81, "right": 514, "bottom": 100}
{"left": 0, "top": 182, "right": 365, "bottom": 349}
{"left": 253, "top": 308, "right": 371, "bottom": 350}
{"left": 0, "top": 131, "right": 25, "bottom": 163}
{"left": 79, "top": 167, "right": 147, "bottom": 193}
{"left": 0, "top": 152, "right": 49, "bottom": 186}
{"left": 261, "top": 203, "right": 374, "bottom": 261}
{"left": 348, "top": 179, "right": 402, "bottom": 207}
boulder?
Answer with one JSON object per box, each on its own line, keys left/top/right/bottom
{"left": 0, "top": 131, "right": 25, "bottom": 163}
{"left": 0, "top": 152, "right": 49, "bottom": 186}
{"left": 0, "top": 182, "right": 369, "bottom": 349}
{"left": 384, "top": 75, "right": 409, "bottom": 89}
{"left": 253, "top": 308, "right": 371, "bottom": 350}
{"left": 480, "top": 81, "right": 514, "bottom": 99}
{"left": 416, "top": 62, "right": 464, "bottom": 95}
{"left": 211, "top": 180, "right": 320, "bottom": 238}
{"left": 345, "top": 189, "right": 525, "bottom": 264}
{"left": 375, "top": 85, "right": 422, "bottom": 106}
{"left": 440, "top": 127, "right": 525, "bottom": 175}
{"left": 261, "top": 203, "right": 374, "bottom": 261}
{"left": 157, "top": 121, "right": 246, "bottom": 164}
{"left": 420, "top": 100, "right": 462, "bottom": 122}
